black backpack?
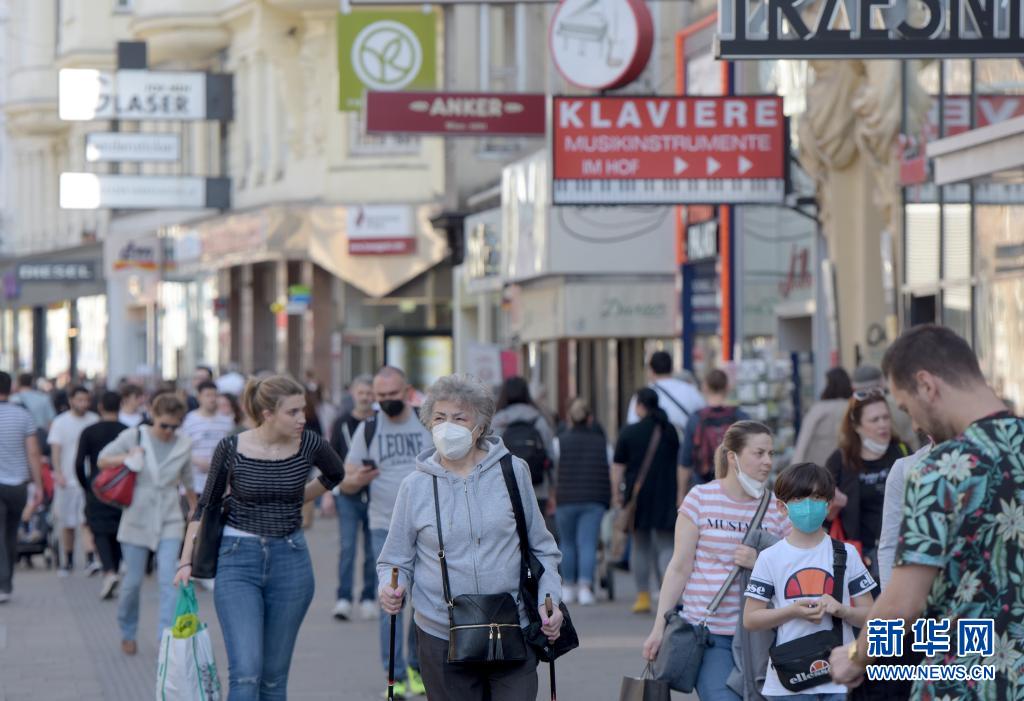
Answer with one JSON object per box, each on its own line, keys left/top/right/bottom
{"left": 503, "top": 420, "right": 550, "bottom": 485}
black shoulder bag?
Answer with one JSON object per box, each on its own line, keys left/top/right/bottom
{"left": 191, "top": 435, "right": 238, "bottom": 580}
{"left": 432, "top": 475, "right": 527, "bottom": 664}
{"left": 499, "top": 455, "right": 580, "bottom": 662}
{"left": 768, "top": 538, "right": 848, "bottom": 692}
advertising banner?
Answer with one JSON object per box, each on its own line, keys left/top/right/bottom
{"left": 346, "top": 205, "right": 417, "bottom": 255}
{"left": 366, "top": 91, "right": 545, "bottom": 135}
{"left": 337, "top": 10, "right": 438, "bottom": 112}
{"left": 85, "top": 133, "right": 181, "bottom": 162}
{"left": 552, "top": 95, "right": 787, "bottom": 204}
{"left": 59, "top": 174, "right": 230, "bottom": 210}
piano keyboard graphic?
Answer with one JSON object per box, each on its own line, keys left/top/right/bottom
{"left": 553, "top": 178, "right": 786, "bottom": 204}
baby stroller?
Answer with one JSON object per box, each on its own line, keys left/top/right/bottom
{"left": 17, "top": 461, "right": 57, "bottom": 569}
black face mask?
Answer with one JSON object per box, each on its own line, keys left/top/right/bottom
{"left": 379, "top": 400, "right": 405, "bottom": 418}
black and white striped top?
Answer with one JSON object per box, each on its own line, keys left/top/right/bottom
{"left": 193, "top": 430, "right": 345, "bottom": 537}
{"left": 0, "top": 401, "right": 35, "bottom": 486}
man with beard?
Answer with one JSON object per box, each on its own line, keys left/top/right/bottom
{"left": 341, "top": 366, "right": 430, "bottom": 698}
{"left": 830, "top": 325, "right": 1022, "bottom": 700}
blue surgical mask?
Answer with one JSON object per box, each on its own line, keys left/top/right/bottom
{"left": 786, "top": 499, "right": 829, "bottom": 534}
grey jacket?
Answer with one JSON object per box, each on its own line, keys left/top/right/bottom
{"left": 728, "top": 527, "right": 781, "bottom": 701}
{"left": 492, "top": 404, "right": 557, "bottom": 500}
{"left": 376, "top": 436, "right": 563, "bottom": 641}
{"left": 877, "top": 443, "right": 932, "bottom": 590}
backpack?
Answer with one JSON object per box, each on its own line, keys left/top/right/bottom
{"left": 503, "top": 419, "right": 550, "bottom": 485}
{"left": 692, "top": 406, "right": 743, "bottom": 479}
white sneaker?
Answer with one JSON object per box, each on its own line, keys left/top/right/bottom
{"left": 360, "top": 599, "right": 378, "bottom": 620}
{"left": 100, "top": 574, "right": 119, "bottom": 600}
{"left": 577, "top": 586, "right": 596, "bottom": 606}
{"left": 561, "top": 585, "right": 576, "bottom": 605}
{"left": 333, "top": 599, "right": 353, "bottom": 621}
{"left": 0, "top": 592, "right": 10, "bottom": 604}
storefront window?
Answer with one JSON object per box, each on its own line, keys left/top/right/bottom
{"left": 45, "top": 304, "right": 70, "bottom": 380}
{"left": 76, "top": 295, "right": 107, "bottom": 380}
{"left": 975, "top": 205, "right": 1024, "bottom": 412}
{"left": 942, "top": 203, "right": 971, "bottom": 282}
{"left": 17, "top": 309, "right": 33, "bottom": 372}
{"left": 975, "top": 60, "right": 1024, "bottom": 96}
{"left": 905, "top": 204, "right": 940, "bottom": 287}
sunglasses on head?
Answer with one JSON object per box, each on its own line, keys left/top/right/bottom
{"left": 157, "top": 422, "right": 181, "bottom": 431}
{"left": 853, "top": 387, "right": 887, "bottom": 402}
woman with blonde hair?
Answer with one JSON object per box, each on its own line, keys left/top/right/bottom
{"left": 175, "top": 375, "right": 345, "bottom": 701}
{"left": 98, "top": 393, "right": 195, "bottom": 656}
{"left": 642, "top": 421, "right": 790, "bottom": 701}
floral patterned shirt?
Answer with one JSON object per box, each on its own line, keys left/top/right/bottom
{"left": 896, "top": 414, "right": 1024, "bottom": 701}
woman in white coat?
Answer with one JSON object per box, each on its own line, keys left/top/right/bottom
{"left": 98, "top": 393, "right": 195, "bottom": 656}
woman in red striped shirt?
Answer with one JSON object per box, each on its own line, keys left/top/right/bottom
{"left": 643, "top": 421, "right": 790, "bottom": 701}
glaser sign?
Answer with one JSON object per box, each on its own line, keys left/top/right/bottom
{"left": 717, "top": 0, "right": 1024, "bottom": 58}
{"left": 59, "top": 69, "right": 232, "bottom": 121}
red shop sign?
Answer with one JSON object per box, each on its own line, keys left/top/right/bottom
{"left": 366, "top": 91, "right": 546, "bottom": 136}
{"left": 552, "top": 95, "right": 788, "bottom": 205}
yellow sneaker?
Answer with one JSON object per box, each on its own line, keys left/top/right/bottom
{"left": 632, "top": 592, "right": 652, "bottom": 614}
{"left": 406, "top": 667, "right": 426, "bottom": 696}
{"left": 385, "top": 680, "right": 408, "bottom": 699}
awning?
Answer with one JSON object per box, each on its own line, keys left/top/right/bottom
{"left": 928, "top": 115, "right": 1024, "bottom": 185}
{"left": 0, "top": 241, "right": 105, "bottom": 308}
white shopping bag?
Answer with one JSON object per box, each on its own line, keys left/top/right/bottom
{"left": 157, "top": 584, "right": 222, "bottom": 701}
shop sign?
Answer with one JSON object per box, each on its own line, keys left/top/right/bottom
{"left": 552, "top": 96, "right": 788, "bottom": 205}
{"left": 85, "top": 132, "right": 181, "bottom": 162}
{"left": 347, "top": 205, "right": 417, "bottom": 255}
{"left": 465, "top": 343, "right": 503, "bottom": 386}
{"left": 16, "top": 262, "right": 96, "bottom": 282}
{"left": 899, "top": 95, "right": 1024, "bottom": 185}
{"left": 366, "top": 91, "right": 545, "bottom": 136}
{"left": 59, "top": 69, "right": 232, "bottom": 121}
{"left": 464, "top": 209, "right": 502, "bottom": 291}
{"left": 549, "top": 0, "right": 654, "bottom": 91}
{"left": 113, "top": 242, "right": 159, "bottom": 272}
{"left": 687, "top": 219, "right": 719, "bottom": 261}
{"left": 717, "top": 0, "right": 1024, "bottom": 58}
{"left": 2, "top": 272, "right": 18, "bottom": 301}
{"left": 683, "top": 260, "right": 720, "bottom": 335}
{"left": 60, "top": 173, "right": 230, "bottom": 210}
{"left": 337, "top": 10, "right": 438, "bottom": 112}
{"left": 564, "top": 281, "right": 675, "bottom": 338}
{"left": 287, "top": 284, "right": 312, "bottom": 315}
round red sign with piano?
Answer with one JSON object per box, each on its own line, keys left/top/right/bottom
{"left": 549, "top": 0, "right": 654, "bottom": 91}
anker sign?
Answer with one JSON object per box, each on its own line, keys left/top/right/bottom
{"left": 716, "top": 0, "right": 1024, "bottom": 58}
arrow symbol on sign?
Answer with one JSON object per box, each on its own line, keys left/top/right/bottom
{"left": 706, "top": 156, "right": 721, "bottom": 175}
{"left": 738, "top": 155, "right": 753, "bottom": 175}
{"left": 674, "top": 157, "right": 689, "bottom": 175}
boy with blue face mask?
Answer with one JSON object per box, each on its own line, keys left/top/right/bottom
{"left": 742, "top": 463, "right": 876, "bottom": 700}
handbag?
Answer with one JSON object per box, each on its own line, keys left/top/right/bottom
{"left": 432, "top": 475, "right": 528, "bottom": 664}
{"left": 91, "top": 427, "right": 141, "bottom": 509}
{"left": 620, "top": 663, "right": 671, "bottom": 701}
{"left": 499, "top": 455, "right": 580, "bottom": 662}
{"left": 768, "top": 538, "right": 847, "bottom": 693}
{"left": 610, "top": 426, "right": 663, "bottom": 561}
{"left": 190, "top": 436, "right": 238, "bottom": 580}
{"left": 652, "top": 489, "right": 772, "bottom": 693}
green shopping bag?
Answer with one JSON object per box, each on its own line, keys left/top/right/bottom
{"left": 157, "top": 583, "right": 222, "bottom": 701}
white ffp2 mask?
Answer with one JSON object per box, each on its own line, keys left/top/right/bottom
{"left": 432, "top": 422, "right": 475, "bottom": 461}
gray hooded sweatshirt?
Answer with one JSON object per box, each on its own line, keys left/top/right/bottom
{"left": 376, "top": 436, "right": 563, "bottom": 642}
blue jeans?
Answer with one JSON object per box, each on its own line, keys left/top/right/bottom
{"left": 697, "top": 634, "right": 742, "bottom": 701}
{"left": 371, "top": 528, "right": 418, "bottom": 680}
{"left": 214, "top": 532, "right": 315, "bottom": 701}
{"left": 554, "top": 502, "right": 605, "bottom": 586}
{"left": 335, "top": 492, "right": 376, "bottom": 601}
{"left": 118, "top": 538, "right": 180, "bottom": 644}
{"left": 767, "top": 696, "right": 847, "bottom": 701}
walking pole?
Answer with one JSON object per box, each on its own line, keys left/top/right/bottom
{"left": 545, "top": 593, "right": 557, "bottom": 701}
{"left": 387, "top": 568, "right": 400, "bottom": 701}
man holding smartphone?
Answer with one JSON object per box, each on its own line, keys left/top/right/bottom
{"left": 341, "top": 365, "right": 431, "bottom": 698}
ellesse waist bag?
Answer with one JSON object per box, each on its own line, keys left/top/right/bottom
{"left": 768, "top": 538, "right": 847, "bottom": 693}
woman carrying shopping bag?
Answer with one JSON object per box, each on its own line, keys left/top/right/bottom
{"left": 98, "top": 393, "right": 196, "bottom": 656}
{"left": 642, "top": 421, "right": 790, "bottom": 701}
{"left": 157, "top": 583, "right": 222, "bottom": 700}
{"left": 175, "top": 375, "right": 345, "bottom": 701}
{"left": 377, "top": 374, "right": 565, "bottom": 701}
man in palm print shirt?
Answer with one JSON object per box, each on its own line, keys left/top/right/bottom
{"left": 830, "top": 325, "right": 1024, "bottom": 700}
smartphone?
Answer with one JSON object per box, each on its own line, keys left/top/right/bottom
{"left": 362, "top": 459, "right": 378, "bottom": 471}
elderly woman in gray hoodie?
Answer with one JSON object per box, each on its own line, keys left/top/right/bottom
{"left": 378, "top": 374, "right": 563, "bottom": 701}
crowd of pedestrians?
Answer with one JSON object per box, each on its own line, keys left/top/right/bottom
{"left": 1, "top": 323, "right": 1020, "bottom": 700}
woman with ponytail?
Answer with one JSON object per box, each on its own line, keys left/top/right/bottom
{"left": 641, "top": 421, "right": 790, "bottom": 701}
{"left": 612, "top": 388, "right": 681, "bottom": 614}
